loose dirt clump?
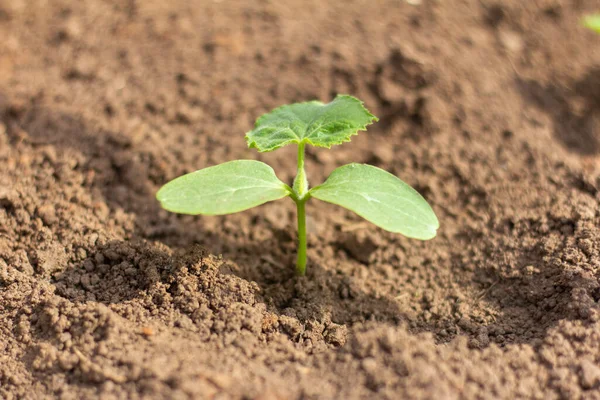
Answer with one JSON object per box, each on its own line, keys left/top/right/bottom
{"left": 1, "top": 0, "right": 600, "bottom": 399}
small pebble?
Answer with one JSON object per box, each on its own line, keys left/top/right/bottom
{"left": 37, "top": 205, "right": 57, "bottom": 226}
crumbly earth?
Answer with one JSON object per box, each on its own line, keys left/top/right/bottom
{"left": 1, "top": 0, "right": 600, "bottom": 399}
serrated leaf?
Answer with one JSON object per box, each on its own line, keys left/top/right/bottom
{"left": 309, "top": 163, "right": 439, "bottom": 240}
{"left": 583, "top": 14, "right": 600, "bottom": 33}
{"left": 156, "top": 160, "right": 291, "bottom": 215}
{"left": 245, "top": 95, "right": 377, "bottom": 152}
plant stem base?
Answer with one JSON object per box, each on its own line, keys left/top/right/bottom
{"left": 295, "top": 199, "right": 307, "bottom": 276}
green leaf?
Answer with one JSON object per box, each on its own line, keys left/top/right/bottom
{"left": 582, "top": 14, "right": 600, "bottom": 33}
{"left": 156, "top": 160, "right": 291, "bottom": 215}
{"left": 309, "top": 163, "right": 439, "bottom": 240}
{"left": 245, "top": 95, "right": 377, "bottom": 152}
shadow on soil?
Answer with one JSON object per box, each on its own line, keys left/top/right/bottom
{"left": 516, "top": 68, "right": 600, "bottom": 155}
{"left": 51, "top": 238, "right": 408, "bottom": 328}
{"left": 458, "top": 217, "right": 600, "bottom": 346}
{"left": 3, "top": 97, "right": 166, "bottom": 230}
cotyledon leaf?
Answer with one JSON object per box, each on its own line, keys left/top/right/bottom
{"left": 156, "top": 160, "right": 291, "bottom": 215}
{"left": 309, "top": 163, "right": 439, "bottom": 240}
{"left": 245, "top": 95, "right": 377, "bottom": 152}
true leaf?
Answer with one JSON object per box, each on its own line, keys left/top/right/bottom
{"left": 245, "top": 95, "right": 377, "bottom": 152}
{"left": 156, "top": 160, "right": 291, "bottom": 215}
{"left": 583, "top": 14, "right": 600, "bottom": 33}
{"left": 309, "top": 163, "right": 439, "bottom": 240}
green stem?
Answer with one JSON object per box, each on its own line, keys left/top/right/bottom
{"left": 293, "top": 143, "right": 308, "bottom": 276}
{"left": 296, "top": 199, "right": 307, "bottom": 276}
{"left": 297, "top": 142, "right": 305, "bottom": 169}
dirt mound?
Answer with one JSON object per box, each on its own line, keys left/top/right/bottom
{"left": 1, "top": 0, "right": 600, "bottom": 398}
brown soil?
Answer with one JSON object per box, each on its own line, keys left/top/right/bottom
{"left": 1, "top": 0, "right": 600, "bottom": 398}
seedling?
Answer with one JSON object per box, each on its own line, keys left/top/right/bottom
{"left": 156, "top": 95, "right": 439, "bottom": 276}
{"left": 582, "top": 14, "right": 600, "bottom": 33}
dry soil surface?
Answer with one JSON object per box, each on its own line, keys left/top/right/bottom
{"left": 1, "top": 0, "right": 600, "bottom": 399}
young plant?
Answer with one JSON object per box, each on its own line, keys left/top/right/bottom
{"left": 582, "top": 14, "right": 600, "bottom": 33}
{"left": 156, "top": 95, "right": 439, "bottom": 276}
